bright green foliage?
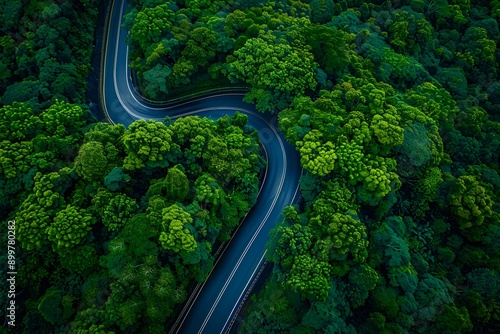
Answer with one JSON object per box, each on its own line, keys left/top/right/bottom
{"left": 41, "top": 100, "right": 86, "bottom": 137}
{"left": 296, "top": 130, "right": 336, "bottom": 176}
{"left": 47, "top": 205, "right": 95, "bottom": 250}
{"left": 202, "top": 136, "right": 230, "bottom": 176}
{"left": 278, "top": 97, "right": 312, "bottom": 143}
{"left": 456, "top": 106, "right": 489, "bottom": 137}
{"left": 15, "top": 171, "right": 68, "bottom": 250}
{"left": 102, "top": 194, "right": 139, "bottom": 232}
{"left": 336, "top": 140, "right": 365, "bottom": 184}
{"left": 310, "top": 92, "right": 347, "bottom": 134}
{"left": 122, "top": 120, "right": 174, "bottom": 170}
{"left": 268, "top": 219, "right": 313, "bottom": 270}
{"left": 312, "top": 212, "right": 368, "bottom": 263}
{"left": 84, "top": 123, "right": 126, "bottom": 149}
{"left": 127, "top": 5, "right": 175, "bottom": 51}
{"left": 15, "top": 198, "right": 52, "bottom": 251}
{"left": 286, "top": 254, "right": 332, "bottom": 301}
{"left": 445, "top": 175, "right": 493, "bottom": 231}
{"left": 396, "top": 100, "right": 435, "bottom": 128}
{"left": 313, "top": 179, "right": 358, "bottom": 214}
{"left": 370, "top": 113, "right": 404, "bottom": 147}
{"left": 159, "top": 204, "right": 197, "bottom": 253}
{"left": 405, "top": 82, "right": 459, "bottom": 128}
{"left": 358, "top": 156, "right": 400, "bottom": 201}
{"left": 5, "top": 0, "right": 500, "bottom": 331}
{"left": 341, "top": 111, "right": 372, "bottom": 145}
{"left": 195, "top": 173, "right": 225, "bottom": 206}
{"left": 386, "top": 9, "right": 434, "bottom": 54}
{"left": 228, "top": 33, "right": 317, "bottom": 112}
{"left": 169, "top": 116, "right": 215, "bottom": 146}
{"left": 91, "top": 187, "right": 114, "bottom": 217}
{"left": 0, "top": 140, "right": 33, "bottom": 179}
{"left": 220, "top": 128, "right": 255, "bottom": 180}
{"left": 0, "top": 102, "right": 43, "bottom": 141}
{"left": 181, "top": 27, "right": 217, "bottom": 68}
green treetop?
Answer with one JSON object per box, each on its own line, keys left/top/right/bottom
{"left": 227, "top": 32, "right": 317, "bottom": 112}
{"left": 296, "top": 129, "right": 337, "bottom": 177}
{"left": 122, "top": 119, "right": 176, "bottom": 170}
{"left": 47, "top": 204, "right": 95, "bottom": 250}
{"left": 159, "top": 203, "right": 197, "bottom": 253}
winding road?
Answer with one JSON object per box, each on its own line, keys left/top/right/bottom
{"left": 101, "top": 0, "right": 302, "bottom": 332}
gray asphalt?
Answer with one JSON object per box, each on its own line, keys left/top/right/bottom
{"left": 102, "top": 1, "right": 302, "bottom": 332}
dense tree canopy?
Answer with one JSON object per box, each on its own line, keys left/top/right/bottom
{"left": 1, "top": 0, "right": 500, "bottom": 332}
{"left": 1, "top": 105, "right": 263, "bottom": 332}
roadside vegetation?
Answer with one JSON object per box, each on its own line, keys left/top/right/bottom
{"left": 0, "top": 1, "right": 263, "bottom": 332}
{"left": 121, "top": 0, "right": 500, "bottom": 333}
{"left": 1, "top": 0, "right": 499, "bottom": 332}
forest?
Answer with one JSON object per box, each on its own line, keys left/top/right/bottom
{"left": 1, "top": 0, "right": 500, "bottom": 333}
{"left": 0, "top": 0, "right": 264, "bottom": 332}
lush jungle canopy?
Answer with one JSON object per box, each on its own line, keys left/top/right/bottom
{"left": 0, "top": 1, "right": 264, "bottom": 332}
{"left": 1, "top": 0, "right": 499, "bottom": 333}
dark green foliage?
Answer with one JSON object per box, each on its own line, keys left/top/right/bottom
{"left": 310, "top": 0, "right": 335, "bottom": 23}
{"left": 3, "top": 0, "right": 500, "bottom": 332}
{"left": 434, "top": 304, "right": 473, "bottom": 334}
{"left": 466, "top": 268, "right": 500, "bottom": 300}
{"left": 38, "top": 288, "right": 74, "bottom": 325}
{"left": 241, "top": 0, "right": 500, "bottom": 331}
{"left": 104, "top": 167, "right": 131, "bottom": 192}
{"left": 302, "top": 25, "right": 353, "bottom": 74}
{"left": 0, "top": 0, "right": 99, "bottom": 108}
{"left": 3, "top": 104, "right": 262, "bottom": 332}
{"left": 434, "top": 67, "right": 468, "bottom": 98}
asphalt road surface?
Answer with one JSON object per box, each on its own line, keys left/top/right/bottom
{"left": 102, "top": 1, "right": 302, "bottom": 332}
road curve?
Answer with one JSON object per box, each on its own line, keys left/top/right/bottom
{"left": 102, "top": 0, "right": 302, "bottom": 333}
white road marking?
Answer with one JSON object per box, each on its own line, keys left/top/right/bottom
{"left": 103, "top": 2, "right": 303, "bottom": 333}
